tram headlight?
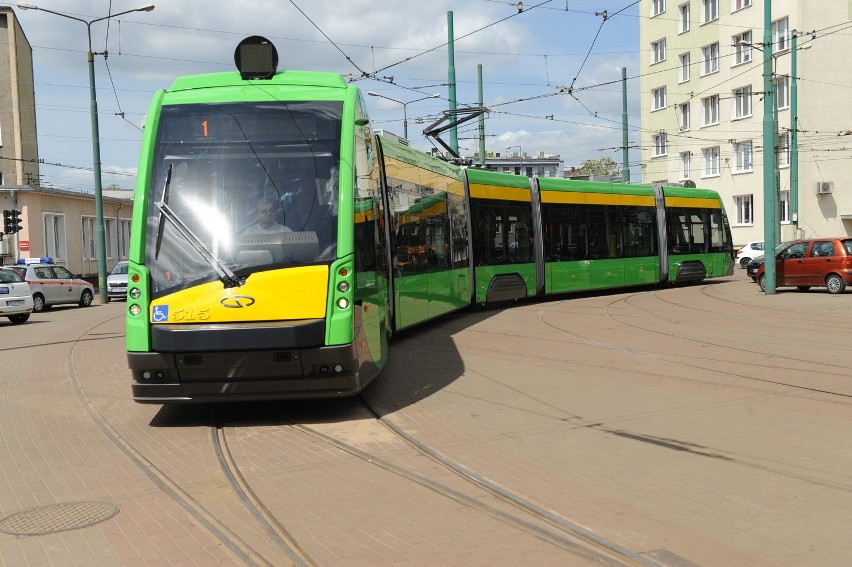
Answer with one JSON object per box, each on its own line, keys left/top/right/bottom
{"left": 337, "top": 281, "right": 349, "bottom": 293}
{"left": 129, "top": 287, "right": 141, "bottom": 299}
{"left": 337, "top": 297, "right": 349, "bottom": 309}
{"left": 129, "top": 304, "right": 142, "bottom": 316}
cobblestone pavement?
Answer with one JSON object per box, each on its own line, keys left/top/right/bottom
{"left": 1, "top": 270, "right": 850, "bottom": 566}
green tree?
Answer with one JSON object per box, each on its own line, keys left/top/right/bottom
{"left": 577, "top": 157, "right": 619, "bottom": 176}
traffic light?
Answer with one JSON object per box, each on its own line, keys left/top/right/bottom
{"left": 2, "top": 209, "right": 22, "bottom": 234}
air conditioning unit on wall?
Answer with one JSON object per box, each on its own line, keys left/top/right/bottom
{"left": 817, "top": 181, "right": 834, "bottom": 194}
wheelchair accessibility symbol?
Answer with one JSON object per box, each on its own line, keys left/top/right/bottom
{"left": 152, "top": 305, "right": 169, "bottom": 323}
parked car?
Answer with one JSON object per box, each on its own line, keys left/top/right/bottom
{"left": 0, "top": 258, "right": 95, "bottom": 312}
{"left": 754, "top": 238, "right": 852, "bottom": 294}
{"left": 0, "top": 269, "right": 33, "bottom": 324}
{"left": 107, "top": 261, "right": 129, "bottom": 300}
{"left": 745, "top": 241, "right": 791, "bottom": 280}
{"left": 735, "top": 240, "right": 765, "bottom": 268}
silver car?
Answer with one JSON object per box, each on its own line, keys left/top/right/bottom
{"left": 0, "top": 258, "right": 94, "bottom": 312}
{"left": 0, "top": 269, "right": 33, "bottom": 324}
{"left": 107, "top": 261, "right": 129, "bottom": 300}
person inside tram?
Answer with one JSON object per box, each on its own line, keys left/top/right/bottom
{"left": 242, "top": 197, "right": 292, "bottom": 234}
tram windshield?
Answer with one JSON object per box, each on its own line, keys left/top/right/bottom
{"left": 145, "top": 101, "right": 341, "bottom": 297}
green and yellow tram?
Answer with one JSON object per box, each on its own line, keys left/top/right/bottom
{"left": 127, "top": 37, "right": 732, "bottom": 403}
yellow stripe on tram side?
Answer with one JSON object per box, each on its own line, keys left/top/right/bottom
{"left": 540, "top": 190, "right": 585, "bottom": 204}
{"left": 540, "top": 191, "right": 655, "bottom": 207}
{"left": 399, "top": 201, "right": 448, "bottom": 226}
{"left": 383, "top": 157, "right": 465, "bottom": 196}
{"left": 150, "top": 265, "right": 329, "bottom": 324}
{"left": 665, "top": 196, "right": 721, "bottom": 209}
{"left": 354, "top": 209, "right": 374, "bottom": 224}
{"left": 620, "top": 194, "right": 656, "bottom": 207}
{"left": 469, "top": 183, "right": 531, "bottom": 202}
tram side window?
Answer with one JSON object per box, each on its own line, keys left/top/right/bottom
{"left": 542, "top": 204, "right": 583, "bottom": 261}
{"left": 505, "top": 203, "right": 533, "bottom": 264}
{"left": 448, "top": 192, "right": 469, "bottom": 268}
{"left": 395, "top": 208, "right": 426, "bottom": 275}
{"left": 667, "top": 208, "right": 724, "bottom": 254}
{"left": 354, "top": 199, "right": 377, "bottom": 273}
{"left": 471, "top": 200, "right": 533, "bottom": 266}
{"left": 389, "top": 181, "right": 451, "bottom": 275}
{"left": 709, "top": 209, "right": 728, "bottom": 252}
{"left": 619, "top": 206, "right": 657, "bottom": 258}
{"left": 586, "top": 205, "right": 620, "bottom": 259}
{"left": 426, "top": 213, "right": 450, "bottom": 271}
{"left": 472, "top": 204, "right": 502, "bottom": 266}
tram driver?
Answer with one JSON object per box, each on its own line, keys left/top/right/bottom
{"left": 242, "top": 197, "right": 292, "bottom": 234}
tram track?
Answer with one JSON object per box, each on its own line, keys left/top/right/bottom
{"left": 212, "top": 397, "right": 659, "bottom": 567}
{"left": 355, "top": 397, "right": 660, "bottom": 567}
{"left": 65, "top": 312, "right": 302, "bottom": 567}
{"left": 210, "top": 407, "right": 313, "bottom": 567}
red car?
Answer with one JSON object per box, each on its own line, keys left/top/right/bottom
{"left": 756, "top": 238, "right": 852, "bottom": 294}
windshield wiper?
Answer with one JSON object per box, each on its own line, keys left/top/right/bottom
{"left": 153, "top": 165, "right": 243, "bottom": 289}
{"left": 154, "top": 164, "right": 172, "bottom": 261}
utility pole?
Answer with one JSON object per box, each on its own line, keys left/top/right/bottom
{"left": 447, "top": 11, "right": 458, "bottom": 155}
{"left": 762, "top": 0, "right": 776, "bottom": 293}
{"left": 790, "top": 30, "right": 799, "bottom": 231}
{"left": 478, "top": 64, "right": 485, "bottom": 166}
{"left": 621, "top": 67, "right": 630, "bottom": 183}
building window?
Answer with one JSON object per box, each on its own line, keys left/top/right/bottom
{"left": 652, "top": 87, "right": 667, "bottom": 111}
{"left": 105, "top": 218, "right": 117, "bottom": 260}
{"left": 701, "top": 0, "right": 719, "bottom": 23}
{"left": 780, "top": 190, "right": 790, "bottom": 223}
{"left": 733, "top": 141, "right": 753, "bottom": 173}
{"left": 734, "top": 195, "right": 753, "bottom": 225}
{"left": 732, "top": 31, "right": 752, "bottom": 65}
{"left": 702, "top": 146, "right": 720, "bottom": 176}
{"left": 120, "top": 219, "right": 131, "bottom": 259}
{"left": 0, "top": 172, "right": 4, "bottom": 185}
{"left": 652, "top": 0, "right": 666, "bottom": 16}
{"left": 772, "top": 17, "right": 789, "bottom": 53}
{"left": 678, "top": 3, "right": 690, "bottom": 33}
{"left": 778, "top": 131, "right": 790, "bottom": 167}
{"left": 702, "top": 95, "right": 720, "bottom": 126}
{"left": 679, "top": 52, "right": 691, "bottom": 82}
{"left": 651, "top": 38, "right": 667, "bottom": 64}
{"left": 732, "top": 0, "right": 752, "bottom": 12}
{"left": 82, "top": 216, "right": 95, "bottom": 260}
{"left": 653, "top": 132, "right": 668, "bottom": 157}
{"left": 776, "top": 75, "right": 790, "bottom": 109}
{"left": 733, "top": 86, "right": 752, "bottom": 119}
{"left": 680, "top": 152, "right": 692, "bottom": 179}
{"left": 44, "top": 214, "right": 67, "bottom": 261}
{"left": 679, "top": 102, "right": 691, "bottom": 131}
{"left": 701, "top": 42, "right": 719, "bottom": 75}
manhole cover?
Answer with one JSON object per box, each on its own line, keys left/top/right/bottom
{"left": 0, "top": 502, "right": 119, "bottom": 535}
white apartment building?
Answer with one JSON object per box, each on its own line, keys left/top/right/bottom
{"left": 639, "top": 0, "right": 852, "bottom": 246}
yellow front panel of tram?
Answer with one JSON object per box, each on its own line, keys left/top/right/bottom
{"left": 150, "top": 266, "right": 329, "bottom": 324}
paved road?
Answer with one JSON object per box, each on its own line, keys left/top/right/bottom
{"left": 1, "top": 269, "right": 850, "bottom": 566}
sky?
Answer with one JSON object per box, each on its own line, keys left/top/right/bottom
{"left": 13, "top": 0, "right": 643, "bottom": 191}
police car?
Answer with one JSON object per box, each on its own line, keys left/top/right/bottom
{"left": 0, "top": 258, "right": 94, "bottom": 313}
{"left": 0, "top": 268, "right": 33, "bottom": 324}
